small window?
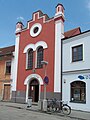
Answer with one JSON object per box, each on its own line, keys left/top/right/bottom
{"left": 37, "top": 47, "right": 43, "bottom": 68}
{"left": 30, "top": 23, "right": 42, "bottom": 37}
{"left": 5, "top": 61, "right": 11, "bottom": 74}
{"left": 33, "top": 27, "right": 39, "bottom": 34}
{"left": 71, "top": 81, "right": 86, "bottom": 103}
{"left": 27, "top": 49, "right": 33, "bottom": 69}
{"left": 72, "top": 44, "right": 83, "bottom": 62}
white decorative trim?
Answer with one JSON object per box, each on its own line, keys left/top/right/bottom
{"left": 24, "top": 74, "right": 43, "bottom": 102}
{"left": 24, "top": 74, "right": 43, "bottom": 85}
{"left": 30, "top": 23, "right": 42, "bottom": 37}
{"left": 55, "top": 11, "right": 64, "bottom": 19}
{"left": 23, "top": 41, "right": 48, "bottom": 69}
{"left": 23, "top": 44, "right": 35, "bottom": 53}
{"left": 26, "top": 52, "right": 28, "bottom": 69}
{"left": 27, "top": 17, "right": 54, "bottom": 29}
{"left": 23, "top": 41, "right": 48, "bottom": 54}
{"left": 35, "top": 41, "right": 48, "bottom": 49}
{"left": 33, "top": 12, "right": 39, "bottom": 21}
{"left": 35, "top": 41, "right": 47, "bottom": 68}
{"left": 10, "top": 57, "right": 15, "bottom": 91}
{"left": 15, "top": 28, "right": 21, "bottom": 34}
{"left": 35, "top": 50, "right": 37, "bottom": 68}
{"left": 54, "top": 21, "right": 62, "bottom": 92}
{"left": 12, "top": 35, "right": 20, "bottom": 91}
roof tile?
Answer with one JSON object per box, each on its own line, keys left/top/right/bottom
{"left": 0, "top": 45, "right": 15, "bottom": 56}
{"left": 64, "top": 27, "right": 81, "bottom": 38}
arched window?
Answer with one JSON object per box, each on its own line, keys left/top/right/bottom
{"left": 27, "top": 49, "right": 33, "bottom": 69}
{"left": 37, "top": 46, "right": 43, "bottom": 68}
{"left": 71, "top": 81, "right": 86, "bottom": 103}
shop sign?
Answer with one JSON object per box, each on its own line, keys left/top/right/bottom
{"left": 78, "top": 74, "right": 90, "bottom": 80}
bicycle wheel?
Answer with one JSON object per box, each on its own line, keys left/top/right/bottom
{"left": 62, "top": 104, "right": 71, "bottom": 115}
{"left": 47, "top": 105, "right": 53, "bottom": 112}
{"left": 47, "top": 106, "right": 50, "bottom": 112}
{"left": 52, "top": 106, "right": 56, "bottom": 112}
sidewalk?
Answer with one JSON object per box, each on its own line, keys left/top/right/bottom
{"left": 0, "top": 101, "right": 90, "bottom": 120}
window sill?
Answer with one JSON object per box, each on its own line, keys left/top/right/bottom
{"left": 70, "top": 100, "right": 86, "bottom": 104}
{"left": 5, "top": 73, "right": 11, "bottom": 75}
{"left": 70, "top": 60, "right": 84, "bottom": 64}
{"left": 35, "top": 67, "right": 43, "bottom": 69}
{"left": 26, "top": 68, "right": 33, "bottom": 70}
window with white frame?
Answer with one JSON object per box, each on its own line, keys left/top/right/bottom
{"left": 23, "top": 42, "right": 48, "bottom": 69}
{"left": 27, "top": 49, "right": 33, "bottom": 69}
{"left": 37, "top": 46, "right": 43, "bottom": 68}
{"left": 71, "top": 81, "right": 86, "bottom": 103}
{"left": 5, "top": 61, "right": 11, "bottom": 74}
{"left": 72, "top": 44, "right": 83, "bottom": 62}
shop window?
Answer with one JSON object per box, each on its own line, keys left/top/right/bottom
{"left": 37, "top": 46, "right": 43, "bottom": 68}
{"left": 27, "top": 49, "right": 33, "bottom": 69}
{"left": 72, "top": 44, "right": 83, "bottom": 62}
{"left": 71, "top": 81, "right": 86, "bottom": 103}
{"left": 5, "top": 61, "right": 11, "bottom": 74}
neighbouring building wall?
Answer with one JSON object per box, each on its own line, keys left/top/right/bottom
{"left": 62, "top": 31, "right": 90, "bottom": 111}
{"left": 63, "top": 32, "right": 90, "bottom": 72}
{"left": 0, "top": 45, "right": 15, "bottom": 101}
{"left": 0, "top": 60, "right": 11, "bottom": 100}
{"left": 62, "top": 72, "right": 90, "bottom": 111}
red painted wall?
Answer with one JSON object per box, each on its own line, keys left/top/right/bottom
{"left": 16, "top": 12, "right": 55, "bottom": 93}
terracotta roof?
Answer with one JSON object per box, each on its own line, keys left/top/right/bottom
{"left": 64, "top": 27, "right": 81, "bottom": 38}
{"left": 0, "top": 45, "right": 15, "bottom": 56}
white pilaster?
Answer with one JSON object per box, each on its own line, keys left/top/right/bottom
{"left": 54, "top": 20, "right": 62, "bottom": 92}
{"left": 12, "top": 34, "right": 20, "bottom": 91}
{"left": 54, "top": 4, "right": 65, "bottom": 93}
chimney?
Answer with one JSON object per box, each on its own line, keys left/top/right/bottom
{"left": 15, "top": 21, "right": 24, "bottom": 34}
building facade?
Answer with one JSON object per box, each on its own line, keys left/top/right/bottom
{"left": 11, "top": 4, "right": 66, "bottom": 103}
{"left": 62, "top": 30, "right": 90, "bottom": 111}
{"left": 0, "top": 46, "right": 15, "bottom": 101}
{"left": 0, "top": 3, "right": 89, "bottom": 111}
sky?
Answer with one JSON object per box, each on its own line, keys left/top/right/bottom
{"left": 0, "top": 0, "right": 90, "bottom": 48}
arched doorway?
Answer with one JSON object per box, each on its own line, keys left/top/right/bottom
{"left": 28, "top": 79, "right": 39, "bottom": 102}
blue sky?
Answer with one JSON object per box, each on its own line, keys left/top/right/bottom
{"left": 0, "top": 0, "right": 90, "bottom": 47}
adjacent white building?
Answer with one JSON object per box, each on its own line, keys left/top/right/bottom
{"left": 62, "top": 30, "right": 90, "bottom": 111}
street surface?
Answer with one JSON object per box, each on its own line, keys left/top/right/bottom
{"left": 0, "top": 105, "right": 78, "bottom": 120}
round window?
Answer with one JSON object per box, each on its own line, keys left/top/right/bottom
{"left": 30, "top": 23, "right": 42, "bottom": 37}
{"left": 33, "top": 27, "right": 39, "bottom": 33}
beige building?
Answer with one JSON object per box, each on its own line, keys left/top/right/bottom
{"left": 0, "top": 45, "right": 14, "bottom": 101}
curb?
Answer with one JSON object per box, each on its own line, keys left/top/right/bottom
{"left": 3, "top": 104, "right": 88, "bottom": 120}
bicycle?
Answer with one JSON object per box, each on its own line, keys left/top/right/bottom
{"left": 47, "top": 98, "right": 71, "bottom": 115}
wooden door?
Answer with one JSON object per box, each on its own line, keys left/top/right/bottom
{"left": 29, "top": 79, "right": 39, "bottom": 102}
{"left": 3, "top": 84, "right": 11, "bottom": 101}
{"left": 30, "top": 85, "right": 39, "bottom": 102}
{"left": 30, "top": 86, "right": 35, "bottom": 102}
